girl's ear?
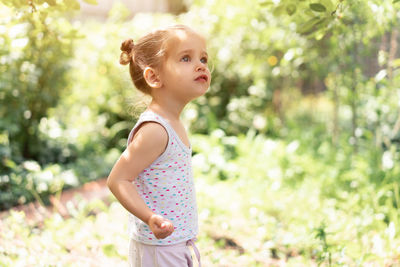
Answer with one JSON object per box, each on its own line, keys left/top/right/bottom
{"left": 143, "top": 67, "right": 162, "bottom": 89}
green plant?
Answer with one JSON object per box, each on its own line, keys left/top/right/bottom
{"left": 314, "top": 222, "right": 333, "bottom": 266}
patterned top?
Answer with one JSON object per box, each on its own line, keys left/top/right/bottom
{"left": 127, "top": 110, "right": 198, "bottom": 245}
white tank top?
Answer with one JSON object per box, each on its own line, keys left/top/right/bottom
{"left": 127, "top": 110, "right": 198, "bottom": 245}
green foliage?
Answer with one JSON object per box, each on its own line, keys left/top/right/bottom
{"left": 175, "top": 0, "right": 400, "bottom": 152}
{"left": 314, "top": 222, "right": 333, "bottom": 266}
{"left": 1, "top": 0, "right": 97, "bottom": 11}
{"left": 0, "top": 146, "right": 118, "bottom": 210}
{"left": 192, "top": 132, "right": 400, "bottom": 265}
{"left": 179, "top": 0, "right": 304, "bottom": 135}
{"left": 0, "top": 3, "right": 78, "bottom": 164}
{"left": 0, "top": 7, "right": 400, "bottom": 267}
{"left": 0, "top": 0, "right": 111, "bottom": 209}
{"left": 2, "top": 133, "right": 400, "bottom": 265}
{"left": 3, "top": 0, "right": 399, "bottom": 164}
{"left": 0, "top": 201, "right": 127, "bottom": 266}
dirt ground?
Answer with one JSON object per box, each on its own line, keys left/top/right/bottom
{"left": 0, "top": 178, "right": 110, "bottom": 224}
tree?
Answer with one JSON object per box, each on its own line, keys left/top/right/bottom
{"left": 0, "top": 0, "right": 96, "bottom": 165}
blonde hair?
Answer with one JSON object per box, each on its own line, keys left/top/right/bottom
{"left": 119, "top": 25, "right": 197, "bottom": 95}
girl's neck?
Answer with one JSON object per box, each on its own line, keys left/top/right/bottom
{"left": 147, "top": 98, "right": 185, "bottom": 122}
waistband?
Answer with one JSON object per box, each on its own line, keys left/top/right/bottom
{"left": 132, "top": 238, "right": 201, "bottom": 266}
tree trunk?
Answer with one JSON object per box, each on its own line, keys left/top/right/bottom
{"left": 389, "top": 28, "right": 400, "bottom": 141}
{"left": 351, "top": 38, "right": 359, "bottom": 154}
{"left": 332, "top": 77, "right": 339, "bottom": 147}
{"left": 387, "top": 28, "right": 398, "bottom": 82}
{"left": 273, "top": 88, "right": 285, "bottom": 127}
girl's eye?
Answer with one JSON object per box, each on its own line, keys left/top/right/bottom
{"left": 201, "top": 57, "right": 208, "bottom": 64}
{"left": 181, "top": 55, "right": 190, "bottom": 62}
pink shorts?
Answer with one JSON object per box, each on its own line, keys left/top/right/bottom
{"left": 129, "top": 238, "right": 201, "bottom": 267}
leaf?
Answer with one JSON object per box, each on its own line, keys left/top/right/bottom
{"left": 297, "top": 16, "right": 322, "bottom": 35}
{"left": 394, "top": 0, "right": 400, "bottom": 3}
{"left": 314, "top": 18, "right": 331, "bottom": 38}
{"left": 259, "top": 0, "right": 273, "bottom": 6}
{"left": 310, "top": 3, "right": 327, "bottom": 12}
{"left": 4, "top": 159, "right": 17, "bottom": 169}
{"left": 299, "top": 17, "right": 330, "bottom": 36}
{"left": 83, "top": 0, "right": 98, "bottom": 5}
{"left": 273, "top": 4, "right": 286, "bottom": 16}
{"left": 286, "top": 4, "right": 297, "bottom": 16}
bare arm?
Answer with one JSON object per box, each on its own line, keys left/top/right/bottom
{"left": 107, "top": 122, "right": 173, "bottom": 239}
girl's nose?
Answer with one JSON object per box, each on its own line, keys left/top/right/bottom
{"left": 196, "top": 63, "right": 206, "bottom": 72}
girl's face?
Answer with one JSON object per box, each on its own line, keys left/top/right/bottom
{"left": 158, "top": 30, "right": 211, "bottom": 102}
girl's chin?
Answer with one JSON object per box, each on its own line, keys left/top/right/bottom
{"left": 180, "top": 85, "right": 209, "bottom": 102}
{"left": 193, "top": 87, "right": 209, "bottom": 97}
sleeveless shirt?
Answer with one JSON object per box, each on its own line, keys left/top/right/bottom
{"left": 127, "top": 110, "right": 198, "bottom": 245}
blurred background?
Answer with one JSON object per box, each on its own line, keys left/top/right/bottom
{"left": 1, "top": 0, "right": 400, "bottom": 266}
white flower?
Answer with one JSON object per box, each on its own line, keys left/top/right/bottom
{"left": 382, "top": 151, "right": 394, "bottom": 170}
{"left": 23, "top": 161, "right": 41, "bottom": 172}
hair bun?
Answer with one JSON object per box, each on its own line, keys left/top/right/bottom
{"left": 120, "top": 39, "right": 134, "bottom": 65}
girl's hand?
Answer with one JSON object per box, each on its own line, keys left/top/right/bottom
{"left": 148, "top": 214, "right": 174, "bottom": 239}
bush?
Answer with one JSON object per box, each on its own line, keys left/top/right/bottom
{"left": 0, "top": 7, "right": 78, "bottom": 164}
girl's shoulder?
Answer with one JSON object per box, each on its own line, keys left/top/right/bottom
{"left": 133, "top": 110, "right": 174, "bottom": 138}
{"left": 125, "top": 111, "right": 172, "bottom": 163}
{"left": 128, "top": 112, "right": 169, "bottom": 147}
{"left": 128, "top": 121, "right": 168, "bottom": 152}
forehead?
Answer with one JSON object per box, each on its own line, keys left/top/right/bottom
{"left": 165, "top": 30, "right": 207, "bottom": 56}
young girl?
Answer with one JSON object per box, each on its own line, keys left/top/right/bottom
{"left": 107, "top": 25, "right": 210, "bottom": 267}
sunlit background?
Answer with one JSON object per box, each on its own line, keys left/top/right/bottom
{"left": 1, "top": 0, "right": 400, "bottom": 266}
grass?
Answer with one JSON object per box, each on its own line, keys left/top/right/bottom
{"left": 1, "top": 133, "right": 400, "bottom": 266}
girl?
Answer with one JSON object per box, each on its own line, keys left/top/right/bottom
{"left": 107, "top": 25, "right": 211, "bottom": 267}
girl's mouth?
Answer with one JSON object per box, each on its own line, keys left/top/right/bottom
{"left": 195, "top": 75, "right": 208, "bottom": 82}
